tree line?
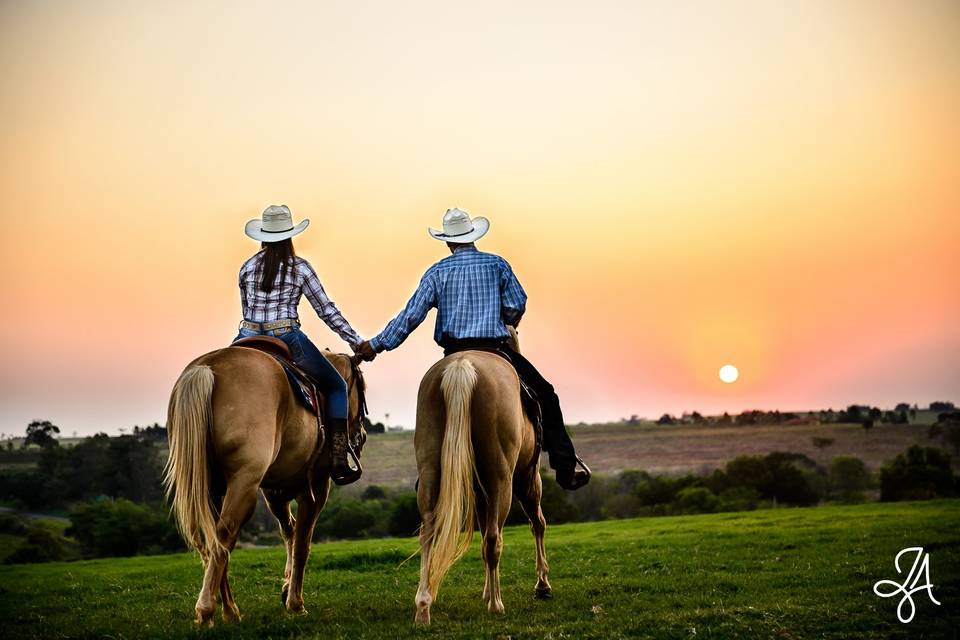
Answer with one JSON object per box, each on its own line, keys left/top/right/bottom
{"left": 1, "top": 417, "right": 958, "bottom": 565}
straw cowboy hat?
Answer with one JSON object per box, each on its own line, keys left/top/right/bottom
{"left": 245, "top": 205, "right": 310, "bottom": 242}
{"left": 428, "top": 208, "right": 489, "bottom": 243}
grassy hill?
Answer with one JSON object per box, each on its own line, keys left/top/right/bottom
{"left": 0, "top": 421, "right": 946, "bottom": 489}
{"left": 352, "top": 421, "right": 945, "bottom": 486}
{"left": 1, "top": 500, "right": 957, "bottom": 639}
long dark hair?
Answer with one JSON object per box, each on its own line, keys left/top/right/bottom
{"left": 259, "top": 239, "right": 296, "bottom": 293}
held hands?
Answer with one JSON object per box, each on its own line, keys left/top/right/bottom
{"left": 354, "top": 340, "right": 377, "bottom": 362}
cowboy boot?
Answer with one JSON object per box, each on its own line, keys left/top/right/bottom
{"left": 329, "top": 418, "right": 361, "bottom": 485}
{"left": 555, "top": 456, "right": 592, "bottom": 491}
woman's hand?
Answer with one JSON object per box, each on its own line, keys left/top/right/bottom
{"left": 354, "top": 340, "right": 377, "bottom": 362}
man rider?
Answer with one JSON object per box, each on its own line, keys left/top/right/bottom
{"left": 356, "top": 208, "right": 590, "bottom": 490}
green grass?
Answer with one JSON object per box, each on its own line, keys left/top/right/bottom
{"left": 1, "top": 501, "right": 958, "bottom": 639}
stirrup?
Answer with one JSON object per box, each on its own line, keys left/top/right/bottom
{"left": 557, "top": 456, "right": 591, "bottom": 490}
{"left": 574, "top": 455, "right": 591, "bottom": 477}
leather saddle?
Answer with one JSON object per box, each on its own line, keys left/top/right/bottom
{"left": 231, "top": 336, "right": 325, "bottom": 418}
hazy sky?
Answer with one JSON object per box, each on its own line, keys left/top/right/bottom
{"left": 1, "top": 0, "right": 958, "bottom": 436}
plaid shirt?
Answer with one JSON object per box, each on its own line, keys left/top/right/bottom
{"left": 370, "top": 245, "right": 527, "bottom": 352}
{"left": 239, "top": 250, "right": 362, "bottom": 347}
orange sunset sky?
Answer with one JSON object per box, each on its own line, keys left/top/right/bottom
{"left": 1, "top": 0, "right": 958, "bottom": 436}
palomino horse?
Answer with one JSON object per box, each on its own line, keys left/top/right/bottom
{"left": 163, "top": 343, "right": 367, "bottom": 625}
{"left": 413, "top": 328, "right": 549, "bottom": 624}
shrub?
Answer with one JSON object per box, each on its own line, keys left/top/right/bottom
{"left": 605, "top": 492, "right": 643, "bottom": 519}
{"left": 361, "top": 485, "right": 387, "bottom": 501}
{"left": 707, "top": 452, "right": 826, "bottom": 506}
{"left": 387, "top": 492, "right": 420, "bottom": 537}
{"left": 315, "top": 498, "right": 386, "bottom": 540}
{"left": 4, "top": 521, "right": 66, "bottom": 564}
{"left": 538, "top": 473, "right": 579, "bottom": 524}
{"left": 717, "top": 487, "right": 760, "bottom": 511}
{"left": 67, "top": 499, "right": 182, "bottom": 557}
{"left": 880, "top": 446, "right": 955, "bottom": 502}
{"left": 829, "top": 456, "right": 870, "bottom": 501}
{"left": 0, "top": 512, "right": 26, "bottom": 534}
{"left": 673, "top": 486, "right": 720, "bottom": 514}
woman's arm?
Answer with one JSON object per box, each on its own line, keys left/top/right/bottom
{"left": 299, "top": 260, "right": 363, "bottom": 348}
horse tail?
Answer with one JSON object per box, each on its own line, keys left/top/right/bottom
{"left": 427, "top": 357, "right": 479, "bottom": 596}
{"left": 163, "top": 365, "right": 223, "bottom": 556}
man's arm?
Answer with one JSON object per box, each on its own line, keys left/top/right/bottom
{"left": 500, "top": 259, "right": 527, "bottom": 327}
{"left": 369, "top": 271, "right": 437, "bottom": 352}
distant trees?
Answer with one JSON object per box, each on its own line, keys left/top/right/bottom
{"left": 24, "top": 420, "right": 60, "bottom": 449}
{"left": 362, "top": 417, "right": 385, "bottom": 434}
{"left": 707, "top": 452, "right": 826, "bottom": 506}
{"left": 926, "top": 412, "right": 960, "bottom": 454}
{"left": 829, "top": 456, "right": 870, "bottom": 502}
{"left": 67, "top": 499, "right": 182, "bottom": 557}
{"left": 880, "top": 446, "right": 955, "bottom": 502}
{"left": 0, "top": 430, "right": 165, "bottom": 509}
{"left": 636, "top": 401, "right": 953, "bottom": 429}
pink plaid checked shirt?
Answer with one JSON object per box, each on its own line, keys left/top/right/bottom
{"left": 239, "top": 250, "right": 362, "bottom": 347}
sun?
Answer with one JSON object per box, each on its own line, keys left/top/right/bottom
{"left": 719, "top": 364, "right": 739, "bottom": 384}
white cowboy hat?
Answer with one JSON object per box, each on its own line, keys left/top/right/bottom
{"left": 245, "top": 205, "right": 310, "bottom": 242}
{"left": 428, "top": 208, "right": 489, "bottom": 243}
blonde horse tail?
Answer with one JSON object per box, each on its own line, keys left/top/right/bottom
{"left": 163, "top": 365, "right": 223, "bottom": 557}
{"left": 427, "top": 357, "right": 479, "bottom": 596}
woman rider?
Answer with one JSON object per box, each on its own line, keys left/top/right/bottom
{"left": 233, "top": 204, "right": 370, "bottom": 485}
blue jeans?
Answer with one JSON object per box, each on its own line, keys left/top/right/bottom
{"left": 233, "top": 325, "right": 349, "bottom": 420}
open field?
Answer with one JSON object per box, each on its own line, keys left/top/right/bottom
{"left": 350, "top": 421, "right": 944, "bottom": 486}
{"left": 1, "top": 500, "right": 957, "bottom": 639}
{"left": 1, "top": 420, "right": 947, "bottom": 487}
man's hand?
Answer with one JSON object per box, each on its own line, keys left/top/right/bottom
{"left": 354, "top": 340, "right": 377, "bottom": 362}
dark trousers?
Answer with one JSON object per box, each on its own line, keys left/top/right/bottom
{"left": 441, "top": 337, "right": 578, "bottom": 470}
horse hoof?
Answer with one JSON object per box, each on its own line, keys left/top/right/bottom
{"left": 535, "top": 587, "right": 553, "bottom": 600}
{"left": 280, "top": 585, "right": 289, "bottom": 606}
{"left": 286, "top": 601, "right": 307, "bottom": 616}
{"left": 415, "top": 610, "right": 431, "bottom": 625}
{"left": 194, "top": 614, "right": 214, "bottom": 628}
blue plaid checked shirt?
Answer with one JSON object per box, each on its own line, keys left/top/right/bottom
{"left": 370, "top": 245, "right": 527, "bottom": 352}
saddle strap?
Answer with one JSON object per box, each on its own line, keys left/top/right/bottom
{"left": 303, "top": 380, "right": 324, "bottom": 503}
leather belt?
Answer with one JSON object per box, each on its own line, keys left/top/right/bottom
{"left": 240, "top": 318, "right": 299, "bottom": 331}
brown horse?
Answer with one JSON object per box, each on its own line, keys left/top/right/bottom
{"left": 413, "top": 329, "right": 549, "bottom": 624}
{"left": 163, "top": 344, "right": 367, "bottom": 625}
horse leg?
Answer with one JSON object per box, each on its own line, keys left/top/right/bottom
{"left": 286, "top": 478, "right": 329, "bottom": 614}
{"left": 263, "top": 490, "right": 296, "bottom": 606}
{"left": 517, "top": 469, "right": 551, "bottom": 598}
{"left": 195, "top": 475, "right": 259, "bottom": 625}
{"left": 415, "top": 509, "right": 435, "bottom": 625}
{"left": 482, "top": 484, "right": 511, "bottom": 615}
{"left": 477, "top": 499, "right": 491, "bottom": 604}
{"left": 219, "top": 555, "right": 240, "bottom": 621}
